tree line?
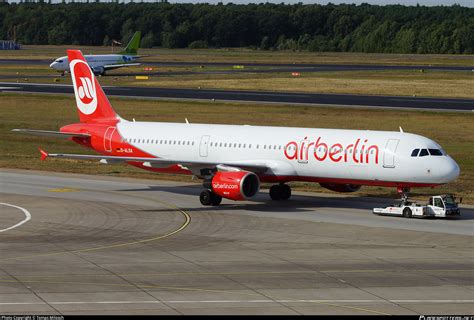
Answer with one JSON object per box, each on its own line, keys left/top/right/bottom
{"left": 1, "top": 2, "right": 473, "bottom": 54}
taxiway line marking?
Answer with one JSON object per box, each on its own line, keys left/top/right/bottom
{"left": 48, "top": 188, "right": 80, "bottom": 193}
{"left": 0, "top": 202, "right": 31, "bottom": 233}
{"left": 2, "top": 202, "right": 190, "bottom": 261}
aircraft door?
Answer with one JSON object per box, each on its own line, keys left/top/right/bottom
{"left": 383, "top": 139, "right": 399, "bottom": 168}
{"left": 199, "top": 135, "right": 210, "bottom": 157}
{"left": 104, "top": 127, "right": 116, "bottom": 153}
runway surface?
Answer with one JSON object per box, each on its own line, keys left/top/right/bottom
{"left": 0, "top": 82, "right": 472, "bottom": 112}
{"left": 1, "top": 169, "right": 473, "bottom": 315}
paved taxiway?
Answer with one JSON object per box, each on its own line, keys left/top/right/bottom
{"left": 1, "top": 169, "right": 473, "bottom": 315}
{"left": 0, "top": 82, "right": 472, "bottom": 112}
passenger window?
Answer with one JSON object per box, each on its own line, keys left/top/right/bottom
{"left": 429, "top": 149, "right": 443, "bottom": 156}
{"left": 419, "top": 149, "right": 429, "bottom": 157}
{"left": 411, "top": 149, "right": 419, "bottom": 157}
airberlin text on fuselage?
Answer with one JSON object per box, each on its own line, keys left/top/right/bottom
{"left": 284, "top": 137, "right": 379, "bottom": 164}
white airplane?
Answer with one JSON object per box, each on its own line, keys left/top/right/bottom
{"left": 49, "top": 32, "right": 141, "bottom": 76}
{"left": 15, "top": 50, "right": 460, "bottom": 206}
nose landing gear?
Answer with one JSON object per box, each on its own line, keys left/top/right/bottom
{"left": 269, "top": 183, "right": 291, "bottom": 201}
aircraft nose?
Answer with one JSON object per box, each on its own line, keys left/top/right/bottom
{"left": 441, "top": 157, "right": 460, "bottom": 182}
{"left": 50, "top": 62, "right": 57, "bottom": 69}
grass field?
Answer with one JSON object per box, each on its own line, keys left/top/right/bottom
{"left": 2, "top": 45, "right": 474, "bottom": 67}
{"left": 1, "top": 93, "right": 473, "bottom": 203}
{"left": 113, "top": 69, "right": 474, "bottom": 99}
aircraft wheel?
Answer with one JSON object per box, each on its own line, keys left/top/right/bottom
{"left": 280, "top": 184, "right": 291, "bottom": 200}
{"left": 200, "top": 189, "right": 213, "bottom": 206}
{"left": 403, "top": 208, "right": 412, "bottom": 218}
{"left": 269, "top": 185, "right": 282, "bottom": 200}
{"left": 211, "top": 193, "right": 222, "bottom": 206}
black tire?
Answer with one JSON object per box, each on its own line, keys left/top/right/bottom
{"left": 269, "top": 185, "right": 282, "bottom": 200}
{"left": 403, "top": 207, "right": 412, "bottom": 218}
{"left": 210, "top": 193, "right": 222, "bottom": 206}
{"left": 280, "top": 184, "right": 291, "bottom": 200}
{"left": 200, "top": 189, "right": 213, "bottom": 206}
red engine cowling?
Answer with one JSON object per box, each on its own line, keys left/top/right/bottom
{"left": 320, "top": 183, "right": 361, "bottom": 193}
{"left": 212, "top": 171, "right": 260, "bottom": 201}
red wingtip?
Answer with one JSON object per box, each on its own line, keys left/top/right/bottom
{"left": 39, "top": 148, "right": 48, "bottom": 161}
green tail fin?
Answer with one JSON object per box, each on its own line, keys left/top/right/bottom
{"left": 120, "top": 31, "right": 141, "bottom": 55}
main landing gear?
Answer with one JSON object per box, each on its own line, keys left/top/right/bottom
{"left": 269, "top": 183, "right": 291, "bottom": 201}
{"left": 200, "top": 189, "right": 222, "bottom": 206}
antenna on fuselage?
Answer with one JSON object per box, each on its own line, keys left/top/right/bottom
{"left": 185, "top": 118, "right": 189, "bottom": 124}
{"left": 399, "top": 126, "right": 404, "bottom": 133}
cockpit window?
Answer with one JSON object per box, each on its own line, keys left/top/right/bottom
{"left": 411, "top": 149, "right": 420, "bottom": 157}
{"left": 56, "top": 60, "right": 63, "bottom": 63}
{"left": 419, "top": 149, "right": 429, "bottom": 157}
{"left": 429, "top": 149, "right": 443, "bottom": 156}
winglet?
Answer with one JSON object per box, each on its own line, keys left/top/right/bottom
{"left": 39, "top": 148, "right": 48, "bottom": 161}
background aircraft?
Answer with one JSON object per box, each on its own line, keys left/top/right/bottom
{"left": 16, "top": 50, "right": 460, "bottom": 206}
{"left": 49, "top": 31, "right": 141, "bottom": 76}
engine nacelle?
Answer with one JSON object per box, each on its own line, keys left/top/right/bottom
{"left": 212, "top": 171, "right": 260, "bottom": 201}
{"left": 92, "top": 66, "right": 105, "bottom": 76}
{"left": 320, "top": 183, "right": 361, "bottom": 193}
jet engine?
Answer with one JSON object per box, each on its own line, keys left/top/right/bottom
{"left": 320, "top": 183, "right": 361, "bottom": 193}
{"left": 92, "top": 66, "right": 105, "bottom": 76}
{"left": 211, "top": 171, "right": 260, "bottom": 201}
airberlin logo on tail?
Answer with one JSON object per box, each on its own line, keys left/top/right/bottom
{"left": 70, "top": 59, "right": 97, "bottom": 115}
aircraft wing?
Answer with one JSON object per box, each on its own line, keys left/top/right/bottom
{"left": 38, "top": 149, "right": 269, "bottom": 173}
{"left": 103, "top": 63, "right": 141, "bottom": 71}
{"left": 12, "top": 129, "right": 90, "bottom": 139}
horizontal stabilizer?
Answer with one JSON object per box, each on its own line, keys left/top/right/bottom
{"left": 12, "top": 129, "right": 90, "bottom": 139}
{"left": 39, "top": 148, "right": 48, "bottom": 161}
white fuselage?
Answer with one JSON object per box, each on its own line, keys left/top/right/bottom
{"left": 114, "top": 121, "right": 460, "bottom": 186}
{"left": 50, "top": 54, "right": 138, "bottom": 72}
